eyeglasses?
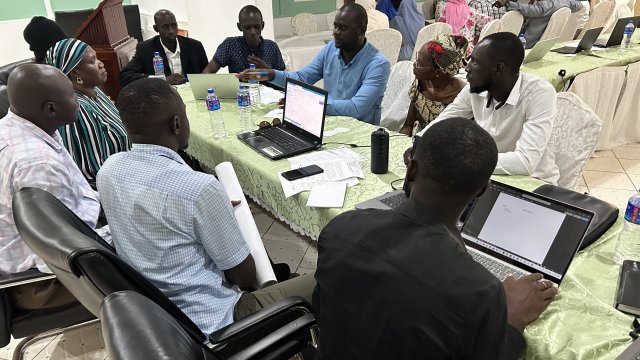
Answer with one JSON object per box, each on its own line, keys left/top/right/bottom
{"left": 258, "top": 118, "right": 282, "bottom": 128}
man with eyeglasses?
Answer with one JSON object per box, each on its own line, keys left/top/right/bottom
{"left": 203, "top": 5, "right": 286, "bottom": 74}
{"left": 119, "top": 9, "right": 209, "bottom": 86}
{"left": 238, "top": 3, "right": 391, "bottom": 125}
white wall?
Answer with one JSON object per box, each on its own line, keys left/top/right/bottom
{"left": 0, "top": 19, "right": 34, "bottom": 65}
{"left": 130, "top": 0, "right": 188, "bottom": 40}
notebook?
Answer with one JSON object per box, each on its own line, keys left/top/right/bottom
{"left": 187, "top": 73, "right": 239, "bottom": 99}
{"left": 523, "top": 37, "right": 559, "bottom": 64}
{"left": 551, "top": 27, "right": 603, "bottom": 54}
{"left": 461, "top": 181, "right": 593, "bottom": 284}
{"left": 237, "top": 78, "right": 328, "bottom": 160}
{"left": 594, "top": 16, "right": 640, "bottom": 48}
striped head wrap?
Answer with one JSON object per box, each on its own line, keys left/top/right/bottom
{"left": 45, "top": 38, "right": 89, "bottom": 75}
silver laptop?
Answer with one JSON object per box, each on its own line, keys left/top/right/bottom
{"left": 551, "top": 27, "right": 603, "bottom": 54}
{"left": 523, "top": 37, "right": 559, "bottom": 64}
{"left": 187, "top": 73, "right": 239, "bottom": 99}
{"left": 461, "top": 181, "right": 593, "bottom": 284}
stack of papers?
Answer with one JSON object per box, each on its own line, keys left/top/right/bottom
{"left": 260, "top": 86, "right": 284, "bottom": 105}
{"left": 279, "top": 147, "right": 367, "bottom": 208}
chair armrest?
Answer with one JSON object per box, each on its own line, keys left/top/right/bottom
{"left": 0, "top": 270, "right": 55, "bottom": 289}
{"left": 209, "top": 296, "right": 311, "bottom": 346}
{"left": 227, "top": 313, "right": 316, "bottom": 360}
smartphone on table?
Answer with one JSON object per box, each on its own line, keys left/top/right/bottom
{"left": 282, "top": 165, "right": 324, "bottom": 181}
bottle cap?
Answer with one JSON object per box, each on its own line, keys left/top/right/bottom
{"left": 153, "top": 51, "right": 160, "bottom": 56}
{"left": 207, "top": 88, "right": 214, "bottom": 94}
{"left": 249, "top": 63, "right": 256, "bottom": 69}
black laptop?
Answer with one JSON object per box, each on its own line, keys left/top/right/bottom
{"left": 551, "top": 27, "right": 603, "bottom": 54}
{"left": 237, "top": 78, "right": 328, "bottom": 160}
{"left": 594, "top": 16, "right": 640, "bottom": 47}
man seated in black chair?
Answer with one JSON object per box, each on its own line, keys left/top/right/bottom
{"left": 0, "top": 64, "right": 110, "bottom": 310}
{"left": 97, "top": 78, "right": 315, "bottom": 337}
{"left": 202, "top": 5, "right": 286, "bottom": 74}
{"left": 119, "top": 9, "right": 208, "bottom": 86}
{"left": 314, "top": 118, "right": 557, "bottom": 359}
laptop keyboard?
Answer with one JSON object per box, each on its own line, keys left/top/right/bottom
{"left": 467, "top": 247, "right": 526, "bottom": 281}
{"left": 380, "top": 192, "right": 407, "bottom": 208}
{"left": 260, "top": 127, "right": 310, "bottom": 152}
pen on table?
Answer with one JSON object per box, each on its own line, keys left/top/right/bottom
{"left": 248, "top": 71, "right": 269, "bottom": 76}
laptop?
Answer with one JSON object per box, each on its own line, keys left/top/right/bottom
{"left": 594, "top": 16, "right": 640, "bottom": 47}
{"left": 237, "top": 78, "right": 328, "bottom": 160}
{"left": 461, "top": 181, "right": 593, "bottom": 284}
{"left": 523, "top": 37, "right": 559, "bottom": 64}
{"left": 551, "top": 27, "right": 603, "bottom": 54}
{"left": 187, "top": 73, "right": 239, "bottom": 99}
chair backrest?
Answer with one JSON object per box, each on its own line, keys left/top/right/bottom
{"left": 500, "top": 11, "right": 524, "bottom": 35}
{"left": 577, "top": 0, "right": 615, "bottom": 39}
{"left": 11, "top": 187, "right": 206, "bottom": 344}
{"left": 567, "top": 66, "right": 626, "bottom": 150}
{"left": 603, "top": 2, "right": 633, "bottom": 33}
{"left": 553, "top": 92, "right": 603, "bottom": 189}
{"left": 54, "top": 8, "right": 94, "bottom": 37}
{"left": 380, "top": 61, "right": 414, "bottom": 131}
{"left": 123, "top": 5, "right": 143, "bottom": 43}
{"left": 366, "top": 28, "right": 403, "bottom": 66}
{"left": 478, "top": 19, "right": 502, "bottom": 41}
{"left": 412, "top": 22, "right": 452, "bottom": 61}
{"left": 291, "top": 13, "right": 318, "bottom": 35}
{"left": 559, "top": 9, "right": 585, "bottom": 42}
{"left": 540, "top": 8, "right": 571, "bottom": 41}
{"left": 326, "top": 10, "right": 338, "bottom": 31}
{"left": 102, "top": 291, "right": 217, "bottom": 360}
{"left": 0, "top": 86, "right": 8, "bottom": 119}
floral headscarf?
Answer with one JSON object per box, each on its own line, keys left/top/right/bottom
{"left": 426, "top": 34, "right": 468, "bottom": 76}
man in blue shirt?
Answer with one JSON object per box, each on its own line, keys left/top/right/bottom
{"left": 97, "top": 78, "right": 315, "bottom": 336}
{"left": 203, "top": 5, "right": 286, "bottom": 74}
{"left": 239, "top": 3, "right": 391, "bottom": 125}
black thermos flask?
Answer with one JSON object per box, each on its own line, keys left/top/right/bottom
{"left": 371, "top": 128, "right": 389, "bottom": 174}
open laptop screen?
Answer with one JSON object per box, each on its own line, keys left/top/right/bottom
{"left": 461, "top": 181, "right": 593, "bottom": 281}
{"left": 283, "top": 79, "right": 327, "bottom": 139}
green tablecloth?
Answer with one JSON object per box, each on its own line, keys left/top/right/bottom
{"left": 180, "top": 86, "right": 634, "bottom": 359}
{"left": 523, "top": 34, "right": 640, "bottom": 91}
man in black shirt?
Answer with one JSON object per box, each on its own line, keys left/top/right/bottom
{"left": 313, "top": 117, "right": 557, "bottom": 359}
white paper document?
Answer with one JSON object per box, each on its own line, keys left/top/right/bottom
{"left": 278, "top": 173, "right": 358, "bottom": 198}
{"left": 323, "top": 127, "right": 350, "bottom": 137}
{"left": 260, "top": 86, "right": 284, "bottom": 105}
{"left": 215, "top": 162, "right": 277, "bottom": 288}
{"left": 263, "top": 108, "right": 284, "bottom": 120}
{"left": 289, "top": 147, "right": 367, "bottom": 167}
{"left": 306, "top": 182, "right": 347, "bottom": 208}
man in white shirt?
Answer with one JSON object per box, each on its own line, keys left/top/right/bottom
{"left": 0, "top": 64, "right": 109, "bottom": 310}
{"left": 417, "top": 32, "right": 559, "bottom": 185}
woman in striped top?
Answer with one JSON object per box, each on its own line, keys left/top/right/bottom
{"left": 46, "top": 38, "right": 129, "bottom": 189}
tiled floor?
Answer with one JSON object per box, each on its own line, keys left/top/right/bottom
{"left": 4, "top": 145, "right": 640, "bottom": 359}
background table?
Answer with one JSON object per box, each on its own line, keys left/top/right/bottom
{"left": 522, "top": 34, "right": 640, "bottom": 91}
{"left": 180, "top": 86, "right": 636, "bottom": 359}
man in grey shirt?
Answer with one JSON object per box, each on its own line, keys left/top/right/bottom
{"left": 493, "top": 0, "right": 583, "bottom": 48}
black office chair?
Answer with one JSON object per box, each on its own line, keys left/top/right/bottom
{"left": 102, "top": 291, "right": 316, "bottom": 360}
{"left": 0, "top": 270, "right": 94, "bottom": 354}
{"left": 55, "top": 6, "right": 143, "bottom": 43}
{"left": 12, "top": 187, "right": 316, "bottom": 358}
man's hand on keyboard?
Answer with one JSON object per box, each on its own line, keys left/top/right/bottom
{"left": 502, "top": 273, "right": 557, "bottom": 333}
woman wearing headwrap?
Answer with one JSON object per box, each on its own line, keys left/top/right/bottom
{"left": 389, "top": 0, "right": 425, "bottom": 61}
{"left": 46, "top": 38, "right": 129, "bottom": 189}
{"left": 400, "top": 34, "right": 468, "bottom": 136}
{"left": 435, "top": 0, "right": 491, "bottom": 57}
{"left": 354, "top": 0, "right": 389, "bottom": 31}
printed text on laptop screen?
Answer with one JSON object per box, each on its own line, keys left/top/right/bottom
{"left": 461, "top": 184, "right": 591, "bottom": 279}
{"left": 284, "top": 82, "right": 325, "bottom": 138}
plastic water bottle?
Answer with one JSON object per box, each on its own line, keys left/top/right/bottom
{"left": 237, "top": 85, "right": 253, "bottom": 132}
{"left": 519, "top": 34, "right": 527, "bottom": 49}
{"left": 248, "top": 63, "right": 262, "bottom": 108}
{"left": 206, "top": 88, "right": 225, "bottom": 139}
{"left": 620, "top": 20, "right": 635, "bottom": 51}
{"left": 613, "top": 191, "right": 640, "bottom": 264}
{"left": 152, "top": 52, "right": 165, "bottom": 79}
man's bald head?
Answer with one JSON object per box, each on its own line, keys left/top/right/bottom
{"left": 116, "top": 78, "right": 189, "bottom": 151}
{"left": 8, "top": 63, "right": 78, "bottom": 135}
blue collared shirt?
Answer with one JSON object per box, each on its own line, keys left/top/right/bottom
{"left": 97, "top": 144, "right": 250, "bottom": 336}
{"left": 214, "top": 36, "right": 286, "bottom": 73}
{"left": 272, "top": 40, "right": 390, "bottom": 125}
